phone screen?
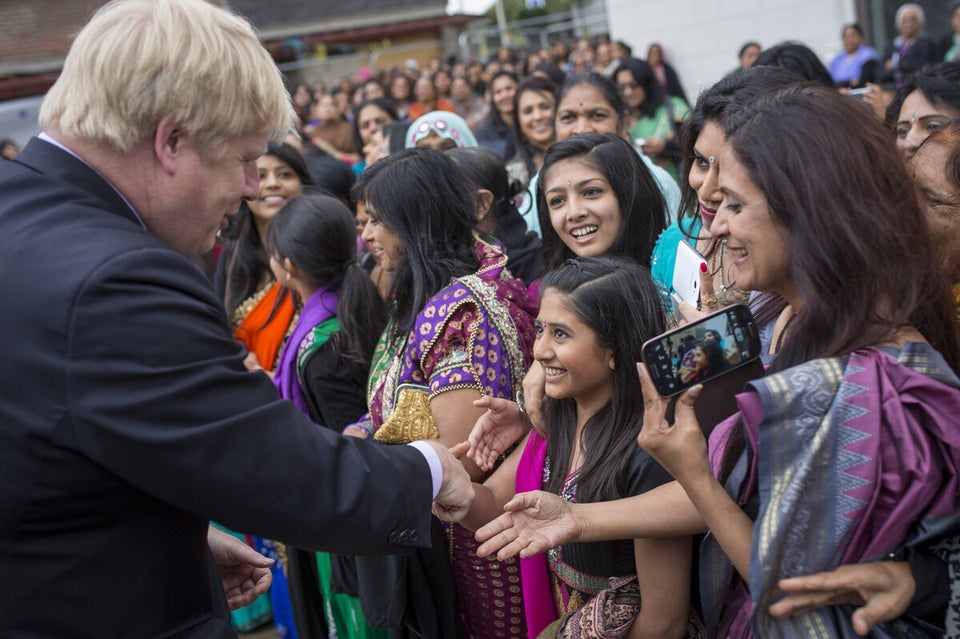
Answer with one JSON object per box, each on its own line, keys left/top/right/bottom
{"left": 642, "top": 304, "right": 760, "bottom": 396}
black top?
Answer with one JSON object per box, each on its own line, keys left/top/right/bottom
{"left": 548, "top": 446, "right": 673, "bottom": 588}
{"left": 300, "top": 336, "right": 368, "bottom": 431}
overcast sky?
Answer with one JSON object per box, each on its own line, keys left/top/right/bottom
{"left": 447, "top": 0, "right": 496, "bottom": 15}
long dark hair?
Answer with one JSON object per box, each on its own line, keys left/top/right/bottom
{"left": 677, "top": 67, "right": 803, "bottom": 329}
{"left": 613, "top": 57, "right": 663, "bottom": 118}
{"left": 728, "top": 85, "right": 958, "bottom": 372}
{"left": 885, "top": 62, "right": 960, "bottom": 130}
{"left": 352, "top": 148, "right": 479, "bottom": 338}
{"left": 696, "top": 339, "right": 728, "bottom": 377}
{"left": 752, "top": 42, "right": 834, "bottom": 88}
{"left": 488, "top": 69, "right": 519, "bottom": 124}
{"left": 263, "top": 193, "right": 386, "bottom": 376}
{"left": 447, "top": 146, "right": 545, "bottom": 284}
{"left": 541, "top": 257, "right": 666, "bottom": 503}
{"left": 536, "top": 133, "right": 666, "bottom": 271}
{"left": 221, "top": 142, "right": 314, "bottom": 322}
{"left": 680, "top": 66, "right": 804, "bottom": 326}
{"left": 511, "top": 75, "right": 557, "bottom": 178}
{"left": 716, "top": 86, "right": 960, "bottom": 481}
{"left": 445, "top": 145, "right": 520, "bottom": 228}
{"left": 352, "top": 97, "right": 399, "bottom": 152}
{"left": 677, "top": 66, "right": 802, "bottom": 222}
{"left": 485, "top": 69, "right": 519, "bottom": 143}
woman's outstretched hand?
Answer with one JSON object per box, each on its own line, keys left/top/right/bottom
{"left": 475, "top": 490, "right": 581, "bottom": 561}
{"left": 466, "top": 395, "right": 531, "bottom": 472}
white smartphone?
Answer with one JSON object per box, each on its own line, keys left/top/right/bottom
{"left": 671, "top": 240, "right": 707, "bottom": 306}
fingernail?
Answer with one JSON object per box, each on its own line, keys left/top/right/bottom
{"left": 700, "top": 262, "right": 708, "bottom": 273}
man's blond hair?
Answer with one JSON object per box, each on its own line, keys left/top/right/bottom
{"left": 40, "top": 0, "right": 293, "bottom": 156}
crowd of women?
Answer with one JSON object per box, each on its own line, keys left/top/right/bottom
{"left": 207, "top": 18, "right": 960, "bottom": 639}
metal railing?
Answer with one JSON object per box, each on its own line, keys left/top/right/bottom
{"left": 458, "top": 3, "right": 609, "bottom": 62}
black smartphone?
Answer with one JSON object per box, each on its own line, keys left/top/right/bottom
{"left": 641, "top": 304, "right": 761, "bottom": 397}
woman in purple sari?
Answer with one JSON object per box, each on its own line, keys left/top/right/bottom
{"left": 347, "top": 148, "right": 538, "bottom": 639}
{"left": 470, "top": 86, "right": 960, "bottom": 638}
{"left": 264, "top": 192, "right": 388, "bottom": 639}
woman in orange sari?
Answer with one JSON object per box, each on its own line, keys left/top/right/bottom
{"left": 216, "top": 141, "right": 313, "bottom": 371}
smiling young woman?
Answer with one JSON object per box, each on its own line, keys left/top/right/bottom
{"left": 537, "top": 133, "right": 666, "bottom": 273}
{"left": 508, "top": 75, "right": 557, "bottom": 194}
{"left": 216, "top": 141, "right": 314, "bottom": 372}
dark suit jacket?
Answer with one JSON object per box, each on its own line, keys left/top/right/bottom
{"left": 0, "top": 138, "right": 433, "bottom": 638}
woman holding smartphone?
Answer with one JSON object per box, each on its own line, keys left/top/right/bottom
{"left": 650, "top": 66, "right": 800, "bottom": 319}
{"left": 470, "top": 86, "right": 960, "bottom": 637}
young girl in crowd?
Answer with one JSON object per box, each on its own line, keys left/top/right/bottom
{"left": 477, "top": 69, "right": 520, "bottom": 159}
{"left": 463, "top": 257, "right": 702, "bottom": 639}
{"left": 473, "top": 85, "right": 960, "bottom": 639}
{"left": 265, "top": 193, "right": 387, "bottom": 639}
{"left": 678, "top": 339, "right": 727, "bottom": 384}
{"left": 537, "top": 133, "right": 666, "bottom": 274}
{"left": 387, "top": 73, "right": 414, "bottom": 120}
{"left": 513, "top": 132, "right": 668, "bottom": 440}
{"left": 216, "top": 142, "right": 313, "bottom": 372}
{"left": 519, "top": 73, "right": 681, "bottom": 237}
{"left": 508, "top": 74, "right": 557, "bottom": 215}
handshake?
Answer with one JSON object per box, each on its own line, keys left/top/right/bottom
{"left": 421, "top": 440, "right": 476, "bottom": 523}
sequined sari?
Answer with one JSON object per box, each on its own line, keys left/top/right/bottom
{"left": 358, "top": 236, "right": 537, "bottom": 638}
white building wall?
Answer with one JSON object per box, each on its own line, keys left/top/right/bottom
{"left": 605, "top": 0, "right": 856, "bottom": 99}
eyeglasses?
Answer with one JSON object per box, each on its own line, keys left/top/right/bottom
{"left": 617, "top": 82, "right": 640, "bottom": 92}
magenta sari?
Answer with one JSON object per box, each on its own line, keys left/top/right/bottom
{"left": 702, "top": 343, "right": 960, "bottom": 638}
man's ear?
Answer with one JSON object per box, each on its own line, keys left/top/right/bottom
{"left": 154, "top": 118, "right": 184, "bottom": 175}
